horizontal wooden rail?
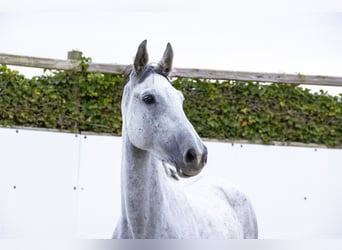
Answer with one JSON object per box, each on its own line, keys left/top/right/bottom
{"left": 172, "top": 68, "right": 342, "bottom": 87}
{"left": 1, "top": 52, "right": 342, "bottom": 86}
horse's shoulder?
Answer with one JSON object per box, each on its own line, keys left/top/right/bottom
{"left": 194, "top": 176, "right": 258, "bottom": 239}
{"left": 185, "top": 176, "right": 249, "bottom": 209}
{"left": 220, "top": 184, "right": 258, "bottom": 238}
{"left": 195, "top": 176, "right": 243, "bottom": 196}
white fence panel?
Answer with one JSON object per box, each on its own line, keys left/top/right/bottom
{"left": 0, "top": 128, "right": 80, "bottom": 237}
{"left": 0, "top": 127, "right": 341, "bottom": 238}
{"left": 76, "top": 135, "right": 121, "bottom": 238}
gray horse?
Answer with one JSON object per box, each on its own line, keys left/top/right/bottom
{"left": 112, "top": 40, "right": 258, "bottom": 239}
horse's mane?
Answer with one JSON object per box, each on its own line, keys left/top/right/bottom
{"left": 125, "top": 63, "right": 170, "bottom": 84}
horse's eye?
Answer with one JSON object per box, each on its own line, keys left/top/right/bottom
{"left": 142, "top": 94, "right": 155, "bottom": 104}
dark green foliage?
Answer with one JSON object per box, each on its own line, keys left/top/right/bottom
{"left": 0, "top": 63, "right": 125, "bottom": 134}
{"left": 1, "top": 61, "right": 341, "bottom": 147}
{"left": 173, "top": 78, "right": 342, "bottom": 147}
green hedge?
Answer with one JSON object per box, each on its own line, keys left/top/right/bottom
{"left": 1, "top": 62, "right": 341, "bottom": 147}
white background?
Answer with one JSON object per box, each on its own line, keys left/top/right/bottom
{"left": 0, "top": 127, "right": 341, "bottom": 239}
{"left": 1, "top": 1, "right": 342, "bottom": 95}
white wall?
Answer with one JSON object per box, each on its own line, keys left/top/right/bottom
{"left": 0, "top": 128, "right": 79, "bottom": 238}
{"left": 0, "top": 127, "right": 341, "bottom": 239}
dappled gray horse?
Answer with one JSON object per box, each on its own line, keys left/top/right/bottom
{"left": 112, "top": 40, "right": 258, "bottom": 239}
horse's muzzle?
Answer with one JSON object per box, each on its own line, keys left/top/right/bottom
{"left": 178, "top": 144, "right": 208, "bottom": 178}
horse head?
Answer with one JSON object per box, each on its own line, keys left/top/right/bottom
{"left": 122, "top": 40, "right": 207, "bottom": 178}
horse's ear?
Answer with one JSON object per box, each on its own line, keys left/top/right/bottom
{"left": 134, "top": 40, "right": 148, "bottom": 75}
{"left": 159, "top": 42, "right": 173, "bottom": 76}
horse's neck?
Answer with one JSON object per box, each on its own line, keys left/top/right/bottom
{"left": 120, "top": 134, "right": 179, "bottom": 238}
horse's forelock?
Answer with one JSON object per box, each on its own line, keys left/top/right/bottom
{"left": 129, "top": 64, "right": 169, "bottom": 85}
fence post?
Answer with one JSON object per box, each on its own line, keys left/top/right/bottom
{"left": 67, "top": 50, "right": 83, "bottom": 133}
{"left": 68, "top": 50, "right": 83, "bottom": 61}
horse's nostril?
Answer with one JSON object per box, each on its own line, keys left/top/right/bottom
{"left": 184, "top": 148, "right": 197, "bottom": 164}
{"left": 202, "top": 152, "right": 207, "bottom": 165}
{"left": 202, "top": 145, "right": 208, "bottom": 165}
